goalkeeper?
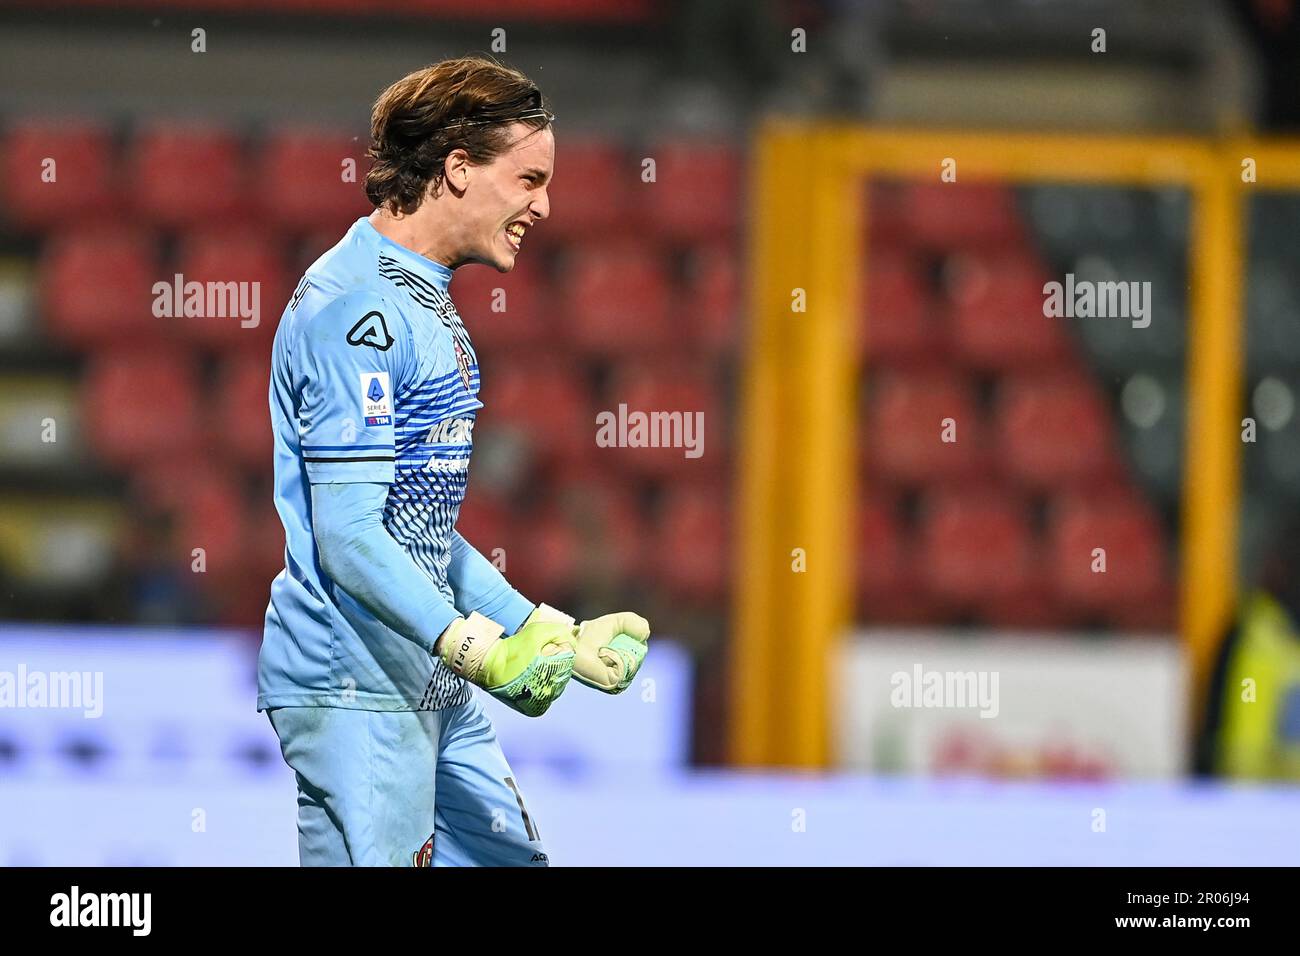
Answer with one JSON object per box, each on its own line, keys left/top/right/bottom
{"left": 257, "top": 56, "right": 649, "bottom": 867}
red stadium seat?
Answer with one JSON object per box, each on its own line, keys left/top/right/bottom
{"left": 680, "top": 243, "right": 741, "bottom": 355}
{"left": 1, "top": 119, "right": 117, "bottom": 228}
{"left": 514, "top": 501, "right": 583, "bottom": 599}
{"left": 901, "top": 182, "right": 1024, "bottom": 252}
{"left": 256, "top": 127, "right": 371, "bottom": 232}
{"left": 917, "top": 488, "right": 1034, "bottom": 608}
{"left": 639, "top": 140, "right": 740, "bottom": 240}
{"left": 993, "top": 374, "right": 1122, "bottom": 489}
{"left": 1046, "top": 491, "right": 1171, "bottom": 619}
{"left": 454, "top": 490, "right": 514, "bottom": 569}
{"left": 601, "top": 361, "right": 720, "bottom": 477}
{"left": 215, "top": 353, "right": 273, "bottom": 469}
{"left": 856, "top": 494, "right": 934, "bottom": 624}
{"left": 1109, "top": 581, "right": 1178, "bottom": 632}
{"left": 243, "top": 490, "right": 286, "bottom": 585}
{"left": 209, "top": 488, "right": 286, "bottom": 627}
{"left": 945, "top": 251, "right": 1071, "bottom": 371}
{"left": 858, "top": 496, "right": 905, "bottom": 600}
{"left": 651, "top": 484, "right": 728, "bottom": 602}
{"left": 476, "top": 355, "right": 593, "bottom": 465}
{"left": 552, "top": 468, "right": 647, "bottom": 583}
{"left": 449, "top": 257, "right": 551, "bottom": 351}
{"left": 82, "top": 349, "right": 201, "bottom": 467}
{"left": 541, "top": 139, "right": 633, "bottom": 240}
{"left": 131, "top": 463, "right": 246, "bottom": 584}
{"left": 128, "top": 122, "right": 245, "bottom": 227}
{"left": 976, "top": 566, "right": 1066, "bottom": 630}
{"left": 41, "top": 228, "right": 160, "bottom": 348}
{"left": 865, "top": 367, "right": 989, "bottom": 487}
{"left": 562, "top": 244, "right": 675, "bottom": 355}
{"left": 864, "top": 250, "right": 945, "bottom": 367}
{"left": 172, "top": 228, "right": 289, "bottom": 349}
{"left": 865, "top": 182, "right": 911, "bottom": 250}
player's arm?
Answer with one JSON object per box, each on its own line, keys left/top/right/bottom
{"left": 294, "top": 293, "right": 577, "bottom": 716}
{"left": 446, "top": 530, "right": 535, "bottom": 635}
{"left": 311, "top": 484, "right": 573, "bottom": 716}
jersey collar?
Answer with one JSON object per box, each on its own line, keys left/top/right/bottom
{"left": 358, "top": 217, "right": 453, "bottom": 293}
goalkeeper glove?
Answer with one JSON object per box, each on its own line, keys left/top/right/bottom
{"left": 437, "top": 612, "right": 577, "bottom": 717}
{"left": 524, "top": 604, "right": 650, "bottom": 694}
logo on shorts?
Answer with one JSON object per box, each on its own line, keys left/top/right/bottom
{"left": 413, "top": 832, "right": 434, "bottom": 867}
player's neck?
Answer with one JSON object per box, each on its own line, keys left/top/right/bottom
{"left": 367, "top": 207, "right": 460, "bottom": 271}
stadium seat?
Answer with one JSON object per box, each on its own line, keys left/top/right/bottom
{"left": 856, "top": 494, "right": 932, "bottom": 625}
{"left": 858, "top": 495, "right": 905, "bottom": 598}
{"left": 680, "top": 243, "right": 740, "bottom": 355}
{"left": 976, "top": 565, "right": 1066, "bottom": 630}
{"left": 601, "top": 360, "right": 720, "bottom": 477}
{"left": 255, "top": 127, "right": 371, "bottom": 232}
{"left": 128, "top": 122, "right": 245, "bottom": 227}
{"left": 475, "top": 355, "right": 594, "bottom": 466}
{"left": 41, "top": 228, "right": 160, "bottom": 348}
{"left": 81, "top": 349, "right": 201, "bottom": 467}
{"left": 1, "top": 119, "right": 118, "bottom": 229}
{"left": 865, "top": 182, "right": 911, "bottom": 250}
{"left": 130, "top": 462, "right": 246, "bottom": 585}
{"left": 863, "top": 250, "right": 945, "bottom": 367}
{"left": 214, "top": 353, "right": 272, "bottom": 469}
{"left": 540, "top": 138, "right": 633, "bottom": 240}
{"left": 1108, "top": 580, "right": 1178, "bottom": 632}
{"left": 172, "top": 228, "right": 289, "bottom": 349}
{"left": 1045, "top": 491, "right": 1171, "bottom": 619}
{"left": 993, "top": 374, "right": 1121, "bottom": 489}
{"left": 945, "top": 251, "right": 1072, "bottom": 372}
{"left": 453, "top": 489, "right": 513, "bottom": 570}
{"left": 449, "top": 257, "right": 551, "bottom": 350}
{"left": 901, "top": 182, "right": 1024, "bottom": 252}
{"left": 865, "top": 367, "right": 990, "bottom": 487}
{"left": 218, "top": 489, "right": 286, "bottom": 627}
{"left": 552, "top": 468, "right": 647, "bottom": 583}
{"left": 513, "top": 500, "right": 583, "bottom": 601}
{"left": 917, "top": 488, "right": 1034, "bottom": 608}
{"left": 639, "top": 140, "right": 740, "bottom": 240}
{"left": 562, "top": 244, "right": 675, "bottom": 355}
{"left": 651, "top": 484, "right": 728, "bottom": 602}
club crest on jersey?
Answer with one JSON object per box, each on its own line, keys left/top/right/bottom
{"left": 347, "top": 310, "right": 394, "bottom": 351}
{"left": 453, "top": 341, "right": 473, "bottom": 391}
{"left": 360, "top": 371, "right": 392, "bottom": 426}
{"left": 412, "top": 832, "right": 434, "bottom": 868}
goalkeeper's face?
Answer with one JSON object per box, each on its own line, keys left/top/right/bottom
{"left": 461, "top": 122, "right": 553, "bottom": 273}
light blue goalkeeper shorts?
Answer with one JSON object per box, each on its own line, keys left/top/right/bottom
{"left": 266, "top": 693, "right": 548, "bottom": 867}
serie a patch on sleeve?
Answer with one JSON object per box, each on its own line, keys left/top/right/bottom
{"left": 361, "top": 371, "right": 393, "bottom": 426}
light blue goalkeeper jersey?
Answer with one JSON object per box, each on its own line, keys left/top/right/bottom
{"left": 259, "top": 217, "right": 485, "bottom": 712}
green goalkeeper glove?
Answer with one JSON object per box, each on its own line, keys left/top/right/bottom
{"left": 525, "top": 604, "right": 650, "bottom": 694}
{"left": 437, "top": 612, "right": 577, "bottom": 717}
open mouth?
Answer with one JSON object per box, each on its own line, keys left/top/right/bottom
{"left": 504, "top": 221, "right": 527, "bottom": 252}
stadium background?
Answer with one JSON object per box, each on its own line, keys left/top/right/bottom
{"left": 1, "top": 0, "right": 1299, "bottom": 864}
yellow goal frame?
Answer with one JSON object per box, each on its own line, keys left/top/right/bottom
{"left": 732, "top": 124, "right": 1300, "bottom": 768}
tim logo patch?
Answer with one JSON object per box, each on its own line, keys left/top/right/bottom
{"left": 361, "top": 371, "right": 392, "bottom": 426}
{"left": 413, "top": 833, "right": 434, "bottom": 867}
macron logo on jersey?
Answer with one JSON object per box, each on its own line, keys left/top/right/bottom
{"left": 361, "top": 372, "right": 392, "bottom": 426}
{"left": 424, "top": 417, "right": 474, "bottom": 445}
